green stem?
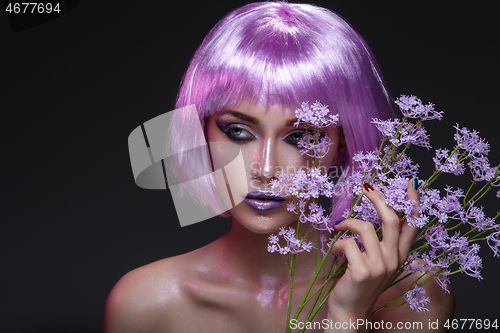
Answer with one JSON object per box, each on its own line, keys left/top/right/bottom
{"left": 463, "top": 181, "right": 476, "bottom": 205}
{"left": 286, "top": 252, "right": 296, "bottom": 333}
{"left": 305, "top": 261, "right": 348, "bottom": 324}
{"left": 372, "top": 270, "right": 435, "bottom": 315}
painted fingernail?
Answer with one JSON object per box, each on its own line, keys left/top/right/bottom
{"left": 333, "top": 220, "right": 343, "bottom": 230}
{"left": 412, "top": 178, "right": 419, "bottom": 190}
{"left": 363, "top": 183, "right": 374, "bottom": 192}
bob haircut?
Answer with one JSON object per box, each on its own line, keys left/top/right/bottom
{"left": 167, "top": 1, "right": 393, "bottom": 222}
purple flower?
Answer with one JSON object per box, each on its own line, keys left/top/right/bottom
{"left": 418, "top": 188, "right": 440, "bottom": 214}
{"left": 302, "top": 242, "right": 314, "bottom": 252}
{"left": 448, "top": 232, "right": 469, "bottom": 253}
{"left": 298, "top": 135, "right": 333, "bottom": 158}
{"left": 380, "top": 176, "right": 413, "bottom": 212}
{"left": 434, "top": 273, "right": 451, "bottom": 294}
{"left": 425, "top": 226, "right": 450, "bottom": 250}
{"left": 388, "top": 153, "right": 419, "bottom": 178}
{"left": 460, "top": 204, "right": 496, "bottom": 231}
{"left": 457, "top": 243, "right": 483, "bottom": 280}
{"left": 286, "top": 201, "right": 296, "bottom": 212}
{"left": 421, "top": 253, "right": 450, "bottom": 274}
{"left": 487, "top": 230, "right": 500, "bottom": 258}
{"left": 267, "top": 244, "right": 278, "bottom": 253}
{"left": 269, "top": 234, "right": 279, "bottom": 244}
{"left": 433, "top": 149, "right": 464, "bottom": 175}
{"left": 352, "top": 150, "right": 380, "bottom": 173}
{"left": 404, "top": 286, "right": 430, "bottom": 312}
{"left": 294, "top": 101, "right": 339, "bottom": 128}
{"left": 371, "top": 118, "right": 431, "bottom": 149}
{"left": 395, "top": 95, "right": 444, "bottom": 120}
{"left": 468, "top": 155, "right": 496, "bottom": 181}
{"left": 424, "top": 186, "right": 464, "bottom": 223}
{"left": 403, "top": 252, "right": 424, "bottom": 273}
{"left": 273, "top": 167, "right": 334, "bottom": 201}
{"left": 454, "top": 124, "right": 490, "bottom": 156}
{"left": 279, "top": 246, "right": 290, "bottom": 255}
{"left": 268, "top": 227, "right": 323, "bottom": 255}
{"left": 402, "top": 198, "right": 427, "bottom": 228}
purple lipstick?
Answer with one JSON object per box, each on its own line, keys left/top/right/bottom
{"left": 244, "top": 191, "right": 285, "bottom": 211}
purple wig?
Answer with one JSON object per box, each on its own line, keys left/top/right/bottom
{"left": 168, "top": 1, "right": 393, "bottom": 221}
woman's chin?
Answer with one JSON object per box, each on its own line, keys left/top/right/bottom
{"left": 230, "top": 201, "right": 298, "bottom": 234}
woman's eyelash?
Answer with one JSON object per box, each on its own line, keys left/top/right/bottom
{"left": 216, "top": 122, "right": 255, "bottom": 141}
{"left": 216, "top": 122, "right": 326, "bottom": 146}
{"left": 285, "top": 131, "right": 306, "bottom": 145}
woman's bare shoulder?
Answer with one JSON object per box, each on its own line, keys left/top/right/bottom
{"left": 371, "top": 269, "right": 455, "bottom": 332}
{"left": 102, "top": 251, "right": 208, "bottom": 333}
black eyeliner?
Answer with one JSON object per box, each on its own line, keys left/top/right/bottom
{"left": 216, "top": 121, "right": 255, "bottom": 142}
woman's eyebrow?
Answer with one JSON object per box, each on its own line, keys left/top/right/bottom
{"left": 219, "top": 110, "right": 258, "bottom": 124}
{"left": 220, "top": 110, "right": 298, "bottom": 128}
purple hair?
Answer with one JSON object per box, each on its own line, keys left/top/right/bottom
{"left": 168, "top": 1, "right": 393, "bottom": 221}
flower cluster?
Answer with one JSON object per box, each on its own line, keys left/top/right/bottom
{"left": 468, "top": 155, "right": 497, "bottom": 182}
{"left": 433, "top": 149, "right": 464, "bottom": 175}
{"left": 454, "top": 125, "right": 490, "bottom": 156}
{"left": 268, "top": 227, "right": 314, "bottom": 254}
{"left": 294, "top": 101, "right": 339, "bottom": 128}
{"left": 371, "top": 118, "right": 431, "bottom": 149}
{"left": 337, "top": 149, "right": 424, "bottom": 228}
{"left": 395, "top": 95, "right": 443, "bottom": 120}
{"left": 487, "top": 230, "right": 500, "bottom": 257}
{"left": 271, "top": 168, "right": 334, "bottom": 201}
{"left": 292, "top": 101, "right": 339, "bottom": 159}
{"left": 297, "top": 135, "right": 333, "bottom": 159}
{"left": 404, "top": 286, "right": 430, "bottom": 312}
{"left": 268, "top": 96, "right": 499, "bottom": 329}
{"left": 350, "top": 97, "right": 499, "bottom": 299}
{"left": 270, "top": 102, "right": 339, "bottom": 232}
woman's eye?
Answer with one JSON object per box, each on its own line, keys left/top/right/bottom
{"left": 286, "top": 131, "right": 306, "bottom": 145}
{"left": 230, "top": 127, "right": 246, "bottom": 137}
{"left": 225, "top": 125, "right": 254, "bottom": 141}
{"left": 286, "top": 131, "right": 326, "bottom": 146}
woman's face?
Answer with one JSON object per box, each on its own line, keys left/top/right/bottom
{"left": 206, "top": 102, "right": 343, "bottom": 234}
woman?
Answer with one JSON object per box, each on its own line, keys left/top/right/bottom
{"left": 103, "top": 2, "right": 454, "bottom": 332}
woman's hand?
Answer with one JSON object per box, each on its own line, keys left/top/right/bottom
{"left": 325, "top": 179, "right": 419, "bottom": 331}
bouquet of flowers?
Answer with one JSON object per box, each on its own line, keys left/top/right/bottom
{"left": 268, "top": 96, "right": 500, "bottom": 332}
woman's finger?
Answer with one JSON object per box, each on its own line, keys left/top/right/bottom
{"left": 333, "top": 218, "right": 383, "bottom": 261}
{"left": 330, "top": 237, "right": 365, "bottom": 268}
{"left": 398, "top": 178, "right": 420, "bottom": 263}
{"left": 361, "top": 183, "right": 401, "bottom": 250}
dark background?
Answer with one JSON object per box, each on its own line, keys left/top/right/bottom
{"left": 1, "top": 1, "right": 499, "bottom": 332}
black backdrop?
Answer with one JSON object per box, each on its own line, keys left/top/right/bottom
{"left": 1, "top": 1, "right": 499, "bottom": 332}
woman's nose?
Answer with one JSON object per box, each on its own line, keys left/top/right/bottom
{"left": 256, "top": 138, "right": 277, "bottom": 182}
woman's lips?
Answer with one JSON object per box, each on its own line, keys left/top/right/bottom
{"left": 244, "top": 191, "right": 285, "bottom": 211}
